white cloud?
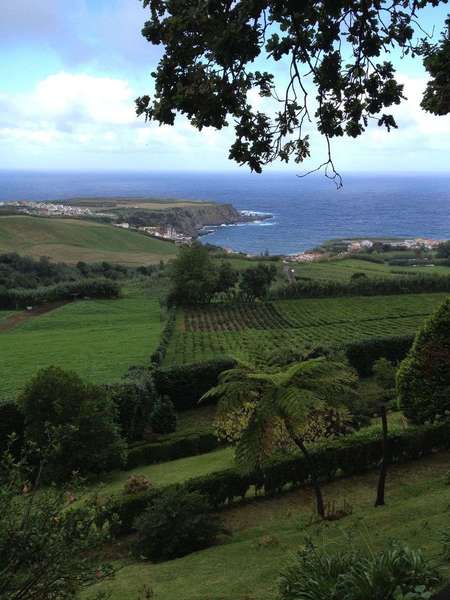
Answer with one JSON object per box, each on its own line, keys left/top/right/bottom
{"left": 0, "top": 70, "right": 448, "bottom": 172}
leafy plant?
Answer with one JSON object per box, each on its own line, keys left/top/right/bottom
{"left": 203, "top": 357, "right": 359, "bottom": 518}
{"left": 398, "top": 298, "right": 450, "bottom": 424}
{"left": 279, "top": 542, "right": 440, "bottom": 600}
{"left": 19, "top": 366, "right": 126, "bottom": 482}
{"left": 149, "top": 396, "right": 177, "bottom": 434}
{"left": 124, "top": 475, "right": 152, "bottom": 495}
{"left": 133, "top": 487, "right": 223, "bottom": 561}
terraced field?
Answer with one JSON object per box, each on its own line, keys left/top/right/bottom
{"left": 164, "top": 293, "right": 448, "bottom": 365}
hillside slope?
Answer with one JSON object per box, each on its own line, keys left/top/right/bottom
{"left": 0, "top": 216, "right": 177, "bottom": 265}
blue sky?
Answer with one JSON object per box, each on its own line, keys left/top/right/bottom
{"left": 0, "top": 0, "right": 449, "bottom": 173}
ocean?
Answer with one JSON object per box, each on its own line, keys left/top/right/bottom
{"left": 0, "top": 170, "right": 449, "bottom": 255}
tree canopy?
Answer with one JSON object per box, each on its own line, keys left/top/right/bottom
{"left": 137, "top": 1, "right": 449, "bottom": 183}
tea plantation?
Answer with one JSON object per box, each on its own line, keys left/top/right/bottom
{"left": 164, "top": 292, "right": 448, "bottom": 365}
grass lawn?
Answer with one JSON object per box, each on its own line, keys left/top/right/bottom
{"left": 0, "top": 310, "right": 18, "bottom": 323}
{"left": 0, "top": 215, "right": 177, "bottom": 265}
{"left": 92, "top": 447, "right": 234, "bottom": 496}
{"left": 0, "top": 281, "right": 164, "bottom": 397}
{"left": 85, "top": 451, "right": 450, "bottom": 600}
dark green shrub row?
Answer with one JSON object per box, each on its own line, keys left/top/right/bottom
{"left": 0, "top": 278, "right": 120, "bottom": 309}
{"left": 344, "top": 335, "right": 414, "bottom": 376}
{"left": 151, "top": 308, "right": 176, "bottom": 365}
{"left": 153, "top": 357, "right": 237, "bottom": 411}
{"left": 101, "top": 420, "right": 450, "bottom": 534}
{"left": 126, "top": 432, "right": 218, "bottom": 469}
{"left": 0, "top": 400, "right": 24, "bottom": 454}
{"left": 272, "top": 273, "right": 450, "bottom": 300}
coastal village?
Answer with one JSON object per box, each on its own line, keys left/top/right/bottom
{"left": 0, "top": 200, "right": 192, "bottom": 243}
{"left": 286, "top": 237, "right": 445, "bottom": 263}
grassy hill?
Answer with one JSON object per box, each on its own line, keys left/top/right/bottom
{"left": 165, "top": 293, "right": 448, "bottom": 365}
{"left": 0, "top": 215, "right": 177, "bottom": 265}
{"left": 0, "top": 282, "right": 164, "bottom": 397}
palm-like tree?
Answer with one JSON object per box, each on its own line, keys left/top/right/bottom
{"left": 202, "top": 357, "right": 358, "bottom": 518}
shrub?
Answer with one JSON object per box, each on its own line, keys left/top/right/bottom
{"left": 149, "top": 397, "right": 177, "bottom": 434}
{"left": 0, "top": 278, "right": 120, "bottom": 309}
{"left": 279, "top": 542, "right": 440, "bottom": 600}
{"left": 19, "top": 366, "right": 126, "bottom": 482}
{"left": 345, "top": 335, "right": 414, "bottom": 376}
{"left": 125, "top": 432, "right": 218, "bottom": 469}
{"left": 0, "top": 401, "right": 24, "bottom": 455}
{"left": 153, "top": 357, "right": 237, "bottom": 410}
{"left": 272, "top": 273, "right": 450, "bottom": 301}
{"left": 133, "top": 487, "right": 223, "bottom": 561}
{"left": 398, "top": 298, "right": 450, "bottom": 424}
{"left": 124, "top": 475, "right": 152, "bottom": 495}
{"left": 109, "top": 371, "right": 156, "bottom": 441}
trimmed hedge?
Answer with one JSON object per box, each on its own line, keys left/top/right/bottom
{"left": 101, "top": 419, "right": 450, "bottom": 535}
{"left": 151, "top": 308, "right": 176, "bottom": 365}
{"left": 344, "top": 335, "right": 414, "bottom": 376}
{"left": 153, "top": 357, "right": 237, "bottom": 411}
{"left": 272, "top": 274, "right": 450, "bottom": 300}
{"left": 126, "top": 432, "right": 218, "bottom": 469}
{"left": 0, "top": 278, "right": 120, "bottom": 309}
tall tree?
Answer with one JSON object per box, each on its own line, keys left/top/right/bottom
{"left": 137, "top": 1, "right": 449, "bottom": 181}
{"left": 202, "top": 357, "right": 358, "bottom": 518}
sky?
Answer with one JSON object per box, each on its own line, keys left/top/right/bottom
{"left": 0, "top": 0, "right": 449, "bottom": 174}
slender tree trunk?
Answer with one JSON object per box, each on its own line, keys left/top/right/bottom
{"left": 294, "top": 437, "right": 325, "bottom": 519}
{"left": 375, "top": 404, "right": 389, "bottom": 507}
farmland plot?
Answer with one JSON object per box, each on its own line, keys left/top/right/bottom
{"left": 164, "top": 293, "right": 448, "bottom": 365}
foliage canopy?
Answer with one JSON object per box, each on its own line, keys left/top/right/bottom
{"left": 137, "top": 0, "right": 449, "bottom": 181}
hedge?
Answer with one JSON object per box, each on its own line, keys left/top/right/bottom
{"left": 344, "top": 335, "right": 414, "bottom": 376}
{"left": 272, "top": 274, "right": 450, "bottom": 300}
{"left": 150, "top": 308, "right": 176, "bottom": 366}
{"left": 126, "top": 432, "right": 218, "bottom": 469}
{"left": 0, "top": 278, "right": 120, "bottom": 309}
{"left": 100, "top": 419, "right": 450, "bottom": 535}
{"left": 153, "top": 357, "right": 237, "bottom": 410}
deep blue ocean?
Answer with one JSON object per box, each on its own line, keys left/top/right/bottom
{"left": 0, "top": 170, "right": 449, "bottom": 255}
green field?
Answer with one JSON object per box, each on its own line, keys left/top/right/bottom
{"left": 0, "top": 215, "right": 177, "bottom": 265}
{"left": 0, "top": 310, "right": 18, "bottom": 323}
{"left": 0, "top": 282, "right": 163, "bottom": 398}
{"left": 290, "top": 257, "right": 450, "bottom": 281}
{"left": 85, "top": 451, "right": 450, "bottom": 600}
{"left": 164, "top": 293, "right": 448, "bottom": 365}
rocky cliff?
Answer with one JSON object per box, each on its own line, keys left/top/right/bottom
{"left": 113, "top": 203, "right": 269, "bottom": 237}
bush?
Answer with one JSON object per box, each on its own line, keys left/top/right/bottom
{"left": 133, "top": 487, "right": 223, "bottom": 561}
{"left": 19, "top": 366, "right": 126, "bottom": 482}
{"left": 109, "top": 371, "right": 156, "bottom": 441}
{"left": 126, "top": 432, "right": 218, "bottom": 469}
{"left": 279, "top": 542, "right": 440, "bottom": 600}
{"left": 149, "top": 397, "right": 177, "bottom": 434}
{"left": 345, "top": 335, "right": 414, "bottom": 376}
{"left": 124, "top": 475, "right": 152, "bottom": 495}
{"left": 398, "top": 298, "right": 450, "bottom": 424}
{"left": 0, "top": 401, "right": 24, "bottom": 455}
{"left": 0, "top": 278, "right": 120, "bottom": 309}
{"left": 153, "top": 357, "right": 237, "bottom": 410}
{"left": 272, "top": 273, "right": 450, "bottom": 301}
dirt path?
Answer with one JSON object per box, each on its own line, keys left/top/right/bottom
{"left": 0, "top": 301, "right": 70, "bottom": 333}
